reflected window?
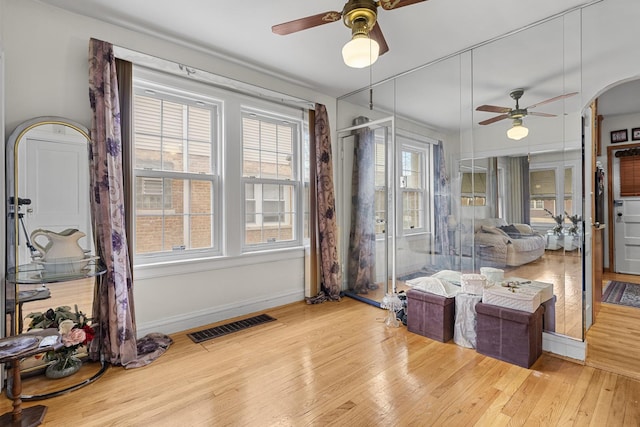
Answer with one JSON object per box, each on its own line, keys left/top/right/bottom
{"left": 529, "top": 166, "right": 574, "bottom": 227}
{"left": 374, "top": 134, "right": 387, "bottom": 235}
{"left": 400, "top": 144, "right": 429, "bottom": 233}
{"left": 461, "top": 172, "right": 487, "bottom": 206}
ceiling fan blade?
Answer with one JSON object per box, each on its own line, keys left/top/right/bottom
{"left": 525, "top": 91, "right": 579, "bottom": 110}
{"left": 528, "top": 111, "right": 556, "bottom": 118}
{"left": 476, "top": 105, "right": 511, "bottom": 113}
{"left": 370, "top": 23, "right": 389, "bottom": 55}
{"left": 272, "top": 11, "right": 342, "bottom": 35}
{"left": 478, "top": 114, "right": 509, "bottom": 125}
{"left": 380, "top": 0, "right": 428, "bottom": 10}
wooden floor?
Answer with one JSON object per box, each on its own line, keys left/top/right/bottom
{"left": 365, "top": 250, "right": 583, "bottom": 338}
{"left": 3, "top": 297, "right": 640, "bottom": 426}
{"left": 585, "top": 272, "right": 640, "bottom": 381}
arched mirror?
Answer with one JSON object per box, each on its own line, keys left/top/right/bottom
{"left": 5, "top": 116, "right": 97, "bottom": 337}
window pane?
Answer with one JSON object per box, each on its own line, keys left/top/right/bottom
{"left": 530, "top": 169, "right": 558, "bottom": 224}
{"left": 162, "top": 101, "right": 183, "bottom": 138}
{"left": 403, "top": 191, "right": 423, "bottom": 229}
{"left": 375, "top": 141, "right": 386, "bottom": 187}
{"left": 190, "top": 180, "right": 212, "bottom": 214}
{"left": 135, "top": 135, "right": 162, "bottom": 169}
{"left": 163, "top": 137, "right": 183, "bottom": 171}
{"left": 188, "top": 106, "right": 212, "bottom": 142}
{"left": 242, "top": 114, "right": 296, "bottom": 180}
{"left": 164, "top": 214, "right": 185, "bottom": 251}
{"left": 402, "top": 152, "right": 421, "bottom": 185}
{"left": 244, "top": 182, "right": 296, "bottom": 245}
{"left": 375, "top": 188, "right": 386, "bottom": 234}
{"left": 135, "top": 177, "right": 214, "bottom": 255}
{"left": 166, "top": 178, "right": 184, "bottom": 214}
{"left": 190, "top": 215, "right": 212, "bottom": 249}
{"left": 135, "top": 94, "right": 213, "bottom": 175}
{"left": 134, "top": 95, "right": 161, "bottom": 135}
{"left": 135, "top": 215, "right": 163, "bottom": 254}
{"left": 188, "top": 141, "right": 212, "bottom": 174}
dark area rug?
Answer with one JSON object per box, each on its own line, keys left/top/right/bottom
{"left": 602, "top": 281, "right": 640, "bottom": 309}
{"left": 187, "top": 314, "right": 276, "bottom": 343}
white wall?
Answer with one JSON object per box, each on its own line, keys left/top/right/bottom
{"left": 1, "top": 0, "right": 336, "bottom": 337}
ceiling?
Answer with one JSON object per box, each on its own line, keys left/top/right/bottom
{"left": 36, "top": 0, "right": 639, "bottom": 129}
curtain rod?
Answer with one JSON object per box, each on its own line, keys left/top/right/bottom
{"left": 112, "top": 45, "right": 316, "bottom": 111}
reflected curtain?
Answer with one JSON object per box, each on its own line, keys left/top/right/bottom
{"left": 507, "top": 156, "right": 530, "bottom": 224}
{"left": 312, "top": 104, "right": 341, "bottom": 300}
{"left": 434, "top": 141, "right": 451, "bottom": 262}
{"left": 88, "top": 38, "right": 137, "bottom": 365}
{"left": 347, "top": 121, "right": 376, "bottom": 294}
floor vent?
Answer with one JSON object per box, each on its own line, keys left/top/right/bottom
{"left": 187, "top": 314, "right": 276, "bottom": 343}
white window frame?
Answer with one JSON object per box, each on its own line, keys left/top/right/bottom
{"left": 529, "top": 161, "right": 579, "bottom": 229}
{"left": 132, "top": 73, "right": 222, "bottom": 263}
{"left": 240, "top": 108, "right": 303, "bottom": 252}
{"left": 396, "top": 133, "right": 433, "bottom": 237}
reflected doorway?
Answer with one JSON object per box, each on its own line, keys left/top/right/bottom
{"left": 340, "top": 117, "right": 394, "bottom": 305}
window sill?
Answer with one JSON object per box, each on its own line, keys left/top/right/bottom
{"left": 134, "top": 246, "right": 306, "bottom": 280}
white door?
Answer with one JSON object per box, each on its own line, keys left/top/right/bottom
{"left": 18, "top": 127, "right": 92, "bottom": 265}
{"left": 612, "top": 153, "right": 640, "bottom": 274}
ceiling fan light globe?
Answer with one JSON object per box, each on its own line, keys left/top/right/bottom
{"left": 507, "top": 124, "right": 529, "bottom": 140}
{"left": 342, "top": 36, "right": 379, "bottom": 68}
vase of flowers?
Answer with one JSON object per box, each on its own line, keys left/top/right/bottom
{"left": 544, "top": 209, "right": 564, "bottom": 250}
{"left": 544, "top": 209, "right": 564, "bottom": 235}
{"left": 26, "top": 305, "right": 95, "bottom": 379}
{"left": 564, "top": 212, "right": 582, "bottom": 251}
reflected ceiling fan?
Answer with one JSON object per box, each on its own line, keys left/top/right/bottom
{"left": 476, "top": 89, "right": 578, "bottom": 140}
{"left": 272, "top": 0, "right": 428, "bottom": 68}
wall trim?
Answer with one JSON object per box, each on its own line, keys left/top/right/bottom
{"left": 136, "top": 289, "right": 304, "bottom": 338}
{"left": 542, "top": 332, "right": 586, "bottom": 361}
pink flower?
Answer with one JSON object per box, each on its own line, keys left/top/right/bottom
{"left": 62, "top": 328, "right": 86, "bottom": 347}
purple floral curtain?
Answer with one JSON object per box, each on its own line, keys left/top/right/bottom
{"left": 434, "top": 141, "right": 451, "bottom": 262}
{"left": 347, "top": 124, "right": 377, "bottom": 294}
{"left": 314, "top": 104, "right": 341, "bottom": 300}
{"left": 88, "top": 38, "right": 137, "bottom": 365}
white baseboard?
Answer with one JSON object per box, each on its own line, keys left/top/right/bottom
{"left": 542, "top": 332, "right": 586, "bottom": 361}
{"left": 136, "top": 289, "right": 305, "bottom": 338}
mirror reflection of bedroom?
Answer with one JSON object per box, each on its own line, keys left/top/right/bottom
{"left": 337, "top": 12, "right": 584, "bottom": 341}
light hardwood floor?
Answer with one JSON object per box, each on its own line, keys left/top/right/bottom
{"left": 367, "top": 250, "right": 583, "bottom": 338}
{"left": 586, "top": 272, "right": 640, "bottom": 381}
{"left": 3, "top": 296, "right": 640, "bottom": 426}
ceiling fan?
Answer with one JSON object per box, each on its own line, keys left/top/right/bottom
{"left": 476, "top": 89, "right": 578, "bottom": 140}
{"left": 272, "top": 0, "right": 428, "bottom": 68}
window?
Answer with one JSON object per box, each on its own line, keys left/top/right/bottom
{"left": 242, "top": 112, "right": 300, "bottom": 248}
{"left": 529, "top": 166, "right": 574, "bottom": 226}
{"left": 400, "top": 146, "right": 428, "bottom": 232}
{"left": 620, "top": 156, "right": 640, "bottom": 196}
{"left": 371, "top": 131, "right": 433, "bottom": 236}
{"left": 133, "top": 68, "right": 307, "bottom": 262}
{"left": 133, "top": 83, "right": 219, "bottom": 258}
{"left": 461, "top": 172, "right": 487, "bottom": 206}
{"left": 374, "top": 134, "right": 387, "bottom": 235}
{"left": 530, "top": 199, "right": 544, "bottom": 210}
